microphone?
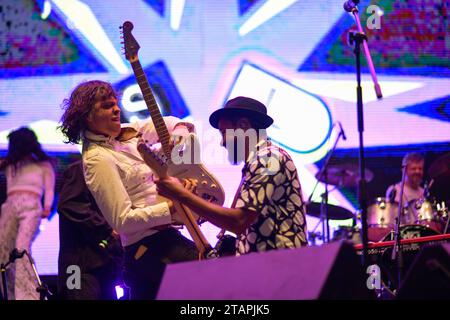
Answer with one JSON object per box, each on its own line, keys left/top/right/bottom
{"left": 99, "top": 235, "right": 113, "bottom": 249}
{"left": 423, "top": 180, "right": 431, "bottom": 199}
{"left": 99, "top": 231, "right": 120, "bottom": 249}
{"left": 338, "top": 122, "right": 347, "bottom": 140}
{"left": 343, "top": 0, "right": 359, "bottom": 12}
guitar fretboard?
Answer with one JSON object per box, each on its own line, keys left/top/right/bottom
{"left": 130, "top": 59, "right": 172, "bottom": 158}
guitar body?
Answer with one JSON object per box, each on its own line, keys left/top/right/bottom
{"left": 168, "top": 161, "right": 225, "bottom": 205}
{"left": 165, "top": 132, "right": 224, "bottom": 205}
{"left": 138, "top": 135, "right": 225, "bottom": 204}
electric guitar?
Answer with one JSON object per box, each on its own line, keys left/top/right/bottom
{"left": 120, "top": 21, "right": 225, "bottom": 207}
{"left": 137, "top": 143, "right": 216, "bottom": 259}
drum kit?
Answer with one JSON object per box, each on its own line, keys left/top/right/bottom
{"left": 307, "top": 153, "right": 450, "bottom": 245}
{"left": 366, "top": 196, "right": 448, "bottom": 242}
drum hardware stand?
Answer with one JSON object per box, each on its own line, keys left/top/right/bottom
{"left": 435, "top": 201, "right": 449, "bottom": 234}
{"left": 0, "top": 249, "right": 51, "bottom": 300}
{"left": 308, "top": 124, "right": 345, "bottom": 243}
{"left": 442, "top": 204, "right": 449, "bottom": 234}
{"left": 321, "top": 170, "right": 330, "bottom": 243}
{"left": 343, "top": 0, "right": 383, "bottom": 267}
{"left": 308, "top": 222, "right": 323, "bottom": 246}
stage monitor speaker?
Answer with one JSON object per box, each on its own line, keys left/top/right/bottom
{"left": 157, "top": 241, "right": 374, "bottom": 300}
{"left": 397, "top": 243, "right": 450, "bottom": 299}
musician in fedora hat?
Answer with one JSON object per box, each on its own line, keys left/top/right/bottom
{"left": 209, "top": 96, "right": 274, "bottom": 129}
{"left": 156, "top": 96, "right": 308, "bottom": 255}
{"left": 209, "top": 96, "right": 274, "bottom": 164}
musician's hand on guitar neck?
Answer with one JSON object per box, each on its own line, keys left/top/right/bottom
{"left": 170, "top": 134, "right": 184, "bottom": 150}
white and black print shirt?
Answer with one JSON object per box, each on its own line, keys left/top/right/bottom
{"left": 234, "top": 141, "right": 308, "bottom": 255}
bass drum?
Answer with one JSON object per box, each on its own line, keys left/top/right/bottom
{"left": 378, "top": 224, "right": 440, "bottom": 291}
{"left": 381, "top": 224, "right": 440, "bottom": 242}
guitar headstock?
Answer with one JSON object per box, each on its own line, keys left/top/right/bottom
{"left": 120, "top": 21, "right": 140, "bottom": 62}
{"left": 137, "top": 141, "right": 169, "bottom": 178}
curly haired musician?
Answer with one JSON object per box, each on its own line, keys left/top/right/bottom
{"left": 156, "top": 96, "right": 308, "bottom": 255}
{"left": 59, "top": 80, "right": 198, "bottom": 300}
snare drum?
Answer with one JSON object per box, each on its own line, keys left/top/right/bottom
{"left": 407, "top": 198, "right": 444, "bottom": 233}
{"left": 367, "top": 197, "right": 405, "bottom": 242}
{"left": 368, "top": 197, "right": 397, "bottom": 228}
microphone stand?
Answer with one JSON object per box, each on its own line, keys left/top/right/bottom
{"left": 391, "top": 164, "right": 407, "bottom": 290}
{"left": 0, "top": 249, "right": 50, "bottom": 300}
{"left": 344, "top": 0, "right": 383, "bottom": 98}
{"left": 0, "top": 262, "right": 8, "bottom": 300}
{"left": 23, "top": 251, "right": 50, "bottom": 300}
{"left": 308, "top": 126, "right": 345, "bottom": 243}
{"left": 343, "top": 0, "right": 383, "bottom": 268}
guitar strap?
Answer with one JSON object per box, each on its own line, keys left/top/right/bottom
{"left": 216, "top": 140, "right": 266, "bottom": 238}
{"left": 216, "top": 177, "right": 245, "bottom": 240}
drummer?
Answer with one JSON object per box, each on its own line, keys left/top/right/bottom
{"left": 386, "top": 152, "right": 425, "bottom": 204}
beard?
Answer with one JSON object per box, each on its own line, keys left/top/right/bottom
{"left": 409, "top": 175, "right": 423, "bottom": 188}
{"left": 226, "top": 139, "right": 246, "bottom": 165}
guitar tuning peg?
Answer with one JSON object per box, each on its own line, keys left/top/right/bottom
{"left": 119, "top": 25, "right": 123, "bottom": 29}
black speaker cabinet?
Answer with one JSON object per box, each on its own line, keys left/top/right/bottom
{"left": 157, "top": 241, "right": 373, "bottom": 300}
{"left": 397, "top": 243, "right": 450, "bottom": 299}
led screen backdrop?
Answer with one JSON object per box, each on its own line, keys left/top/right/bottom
{"left": 0, "top": 0, "right": 449, "bottom": 275}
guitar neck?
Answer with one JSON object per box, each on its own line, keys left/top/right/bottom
{"left": 157, "top": 171, "right": 212, "bottom": 259}
{"left": 173, "top": 201, "right": 213, "bottom": 259}
{"left": 130, "top": 59, "right": 172, "bottom": 157}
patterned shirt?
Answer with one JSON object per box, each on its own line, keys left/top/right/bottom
{"left": 234, "top": 140, "right": 308, "bottom": 255}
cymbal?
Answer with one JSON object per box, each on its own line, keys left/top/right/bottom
{"left": 306, "top": 202, "right": 354, "bottom": 220}
{"left": 315, "top": 163, "right": 373, "bottom": 187}
{"left": 428, "top": 152, "right": 450, "bottom": 179}
{"left": 428, "top": 152, "right": 450, "bottom": 201}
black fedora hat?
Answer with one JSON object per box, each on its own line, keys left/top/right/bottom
{"left": 209, "top": 96, "right": 274, "bottom": 129}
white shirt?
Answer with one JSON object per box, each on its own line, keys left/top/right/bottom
{"left": 82, "top": 116, "right": 190, "bottom": 247}
{"left": 6, "top": 160, "right": 55, "bottom": 210}
{"left": 386, "top": 182, "right": 424, "bottom": 204}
